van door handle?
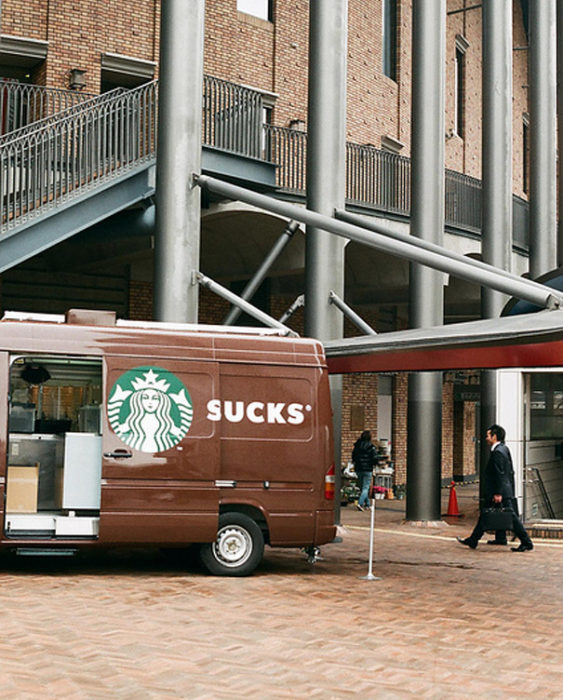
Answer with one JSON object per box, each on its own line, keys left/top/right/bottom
{"left": 104, "top": 450, "right": 133, "bottom": 459}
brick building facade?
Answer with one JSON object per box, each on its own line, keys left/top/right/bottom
{"left": 0, "top": 0, "right": 530, "bottom": 487}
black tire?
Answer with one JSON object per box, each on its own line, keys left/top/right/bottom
{"left": 199, "top": 512, "right": 264, "bottom": 577}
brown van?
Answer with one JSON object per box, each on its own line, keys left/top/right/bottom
{"left": 0, "top": 310, "right": 336, "bottom": 575}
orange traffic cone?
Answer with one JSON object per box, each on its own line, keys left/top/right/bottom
{"left": 446, "top": 480, "right": 461, "bottom": 517}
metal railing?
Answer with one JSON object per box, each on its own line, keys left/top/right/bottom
{"left": 0, "top": 87, "right": 128, "bottom": 146}
{"left": 0, "top": 81, "right": 158, "bottom": 233}
{"left": 203, "top": 75, "right": 264, "bottom": 158}
{"left": 268, "top": 123, "right": 528, "bottom": 243}
{"left": 0, "top": 80, "right": 96, "bottom": 135}
{"left": 0, "top": 73, "right": 529, "bottom": 247}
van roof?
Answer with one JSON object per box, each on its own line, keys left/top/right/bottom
{"left": 2, "top": 310, "right": 290, "bottom": 337}
{"left": 0, "top": 310, "right": 326, "bottom": 369}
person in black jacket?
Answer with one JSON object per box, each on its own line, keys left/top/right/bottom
{"left": 352, "top": 430, "right": 378, "bottom": 511}
{"left": 457, "top": 424, "right": 533, "bottom": 552}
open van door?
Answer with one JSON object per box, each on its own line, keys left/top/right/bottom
{"left": 0, "top": 352, "right": 8, "bottom": 530}
{"left": 100, "top": 357, "right": 221, "bottom": 544}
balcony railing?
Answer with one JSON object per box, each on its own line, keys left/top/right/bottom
{"left": 0, "top": 74, "right": 528, "bottom": 248}
{"left": 0, "top": 80, "right": 97, "bottom": 135}
{"left": 266, "top": 123, "right": 528, "bottom": 244}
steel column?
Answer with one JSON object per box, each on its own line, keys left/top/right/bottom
{"left": 480, "top": 0, "right": 513, "bottom": 492}
{"left": 406, "top": 0, "right": 446, "bottom": 523}
{"left": 558, "top": 1, "right": 563, "bottom": 266}
{"left": 306, "top": 0, "right": 348, "bottom": 523}
{"left": 223, "top": 220, "right": 299, "bottom": 325}
{"left": 529, "top": 0, "right": 557, "bottom": 280}
{"left": 305, "top": 0, "right": 348, "bottom": 342}
{"left": 153, "top": 0, "right": 204, "bottom": 323}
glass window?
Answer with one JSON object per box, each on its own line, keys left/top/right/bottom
{"left": 530, "top": 374, "right": 563, "bottom": 440}
{"left": 454, "top": 47, "right": 465, "bottom": 138}
{"left": 382, "top": 0, "right": 398, "bottom": 81}
{"left": 523, "top": 119, "right": 530, "bottom": 195}
{"left": 238, "top": 0, "right": 272, "bottom": 21}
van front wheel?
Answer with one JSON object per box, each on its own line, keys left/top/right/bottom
{"left": 199, "top": 513, "right": 264, "bottom": 576}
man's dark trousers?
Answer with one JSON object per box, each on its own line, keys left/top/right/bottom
{"left": 467, "top": 503, "right": 532, "bottom": 548}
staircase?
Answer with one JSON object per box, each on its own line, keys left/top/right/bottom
{"left": 0, "top": 76, "right": 274, "bottom": 274}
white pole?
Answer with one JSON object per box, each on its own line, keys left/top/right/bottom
{"left": 360, "top": 472, "right": 381, "bottom": 581}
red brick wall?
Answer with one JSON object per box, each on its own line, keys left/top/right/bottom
{"left": 128, "top": 280, "right": 153, "bottom": 321}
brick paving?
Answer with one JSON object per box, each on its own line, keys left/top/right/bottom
{"left": 0, "top": 483, "right": 561, "bottom": 699}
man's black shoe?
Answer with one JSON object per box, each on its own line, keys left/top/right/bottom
{"left": 487, "top": 540, "right": 507, "bottom": 545}
{"left": 511, "top": 542, "right": 533, "bottom": 552}
{"left": 456, "top": 536, "right": 477, "bottom": 549}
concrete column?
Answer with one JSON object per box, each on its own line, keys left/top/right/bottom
{"left": 557, "top": 1, "right": 563, "bottom": 267}
{"left": 305, "top": 0, "right": 348, "bottom": 341}
{"left": 406, "top": 0, "right": 445, "bottom": 523}
{"left": 153, "top": 0, "right": 205, "bottom": 322}
{"left": 529, "top": 0, "right": 557, "bottom": 280}
{"left": 305, "top": 1, "right": 348, "bottom": 522}
{"left": 479, "top": 0, "right": 513, "bottom": 494}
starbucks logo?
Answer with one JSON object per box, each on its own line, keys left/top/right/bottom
{"left": 108, "top": 366, "right": 193, "bottom": 453}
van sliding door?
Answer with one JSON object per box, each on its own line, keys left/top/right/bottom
{"left": 101, "top": 357, "right": 221, "bottom": 544}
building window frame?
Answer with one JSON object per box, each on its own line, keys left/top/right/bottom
{"left": 237, "top": 0, "right": 273, "bottom": 22}
{"left": 454, "top": 34, "right": 469, "bottom": 139}
{"left": 523, "top": 113, "right": 530, "bottom": 195}
{"left": 382, "top": 0, "right": 398, "bottom": 82}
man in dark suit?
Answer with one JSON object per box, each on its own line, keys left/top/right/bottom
{"left": 457, "top": 424, "right": 533, "bottom": 552}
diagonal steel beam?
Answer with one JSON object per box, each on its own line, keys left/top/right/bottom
{"left": 194, "top": 173, "right": 563, "bottom": 310}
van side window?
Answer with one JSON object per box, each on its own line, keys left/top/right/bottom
{"left": 9, "top": 356, "right": 102, "bottom": 434}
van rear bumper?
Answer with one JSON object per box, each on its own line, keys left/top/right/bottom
{"left": 314, "top": 509, "right": 337, "bottom": 545}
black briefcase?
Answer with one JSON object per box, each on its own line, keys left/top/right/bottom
{"left": 481, "top": 506, "right": 514, "bottom": 530}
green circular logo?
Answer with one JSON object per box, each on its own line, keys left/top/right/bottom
{"left": 108, "top": 366, "right": 193, "bottom": 453}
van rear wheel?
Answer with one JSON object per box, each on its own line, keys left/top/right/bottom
{"left": 199, "top": 513, "right": 264, "bottom": 576}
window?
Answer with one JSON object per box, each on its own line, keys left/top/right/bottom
{"left": 454, "top": 36, "right": 468, "bottom": 138}
{"left": 382, "top": 0, "right": 398, "bottom": 81}
{"left": 529, "top": 373, "right": 563, "bottom": 440}
{"left": 238, "top": 0, "right": 273, "bottom": 21}
{"left": 523, "top": 116, "right": 530, "bottom": 195}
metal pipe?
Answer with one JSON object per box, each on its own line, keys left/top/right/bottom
{"left": 481, "top": 0, "right": 512, "bottom": 319}
{"left": 480, "top": 0, "right": 513, "bottom": 489}
{"left": 305, "top": 0, "right": 348, "bottom": 342}
{"left": 153, "top": 0, "right": 204, "bottom": 323}
{"left": 336, "top": 209, "right": 543, "bottom": 297}
{"left": 329, "top": 291, "right": 377, "bottom": 336}
{"left": 406, "top": 0, "right": 446, "bottom": 524}
{"left": 529, "top": 0, "right": 558, "bottom": 280}
{"left": 557, "top": 0, "right": 563, "bottom": 266}
{"left": 195, "top": 174, "right": 562, "bottom": 310}
{"left": 196, "top": 272, "right": 297, "bottom": 337}
{"left": 223, "top": 220, "right": 299, "bottom": 325}
{"left": 278, "top": 294, "right": 305, "bottom": 325}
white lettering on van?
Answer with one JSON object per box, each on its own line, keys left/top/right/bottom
{"left": 267, "top": 402, "right": 286, "bottom": 424}
{"left": 207, "top": 399, "right": 222, "bottom": 422}
{"left": 287, "top": 403, "right": 305, "bottom": 425}
{"left": 247, "top": 401, "right": 265, "bottom": 423}
{"left": 225, "top": 401, "right": 245, "bottom": 423}
{"left": 206, "top": 400, "right": 312, "bottom": 425}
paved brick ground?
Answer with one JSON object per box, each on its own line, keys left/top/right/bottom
{"left": 0, "top": 483, "right": 561, "bottom": 699}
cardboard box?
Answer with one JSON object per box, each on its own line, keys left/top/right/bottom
{"left": 6, "top": 464, "right": 39, "bottom": 513}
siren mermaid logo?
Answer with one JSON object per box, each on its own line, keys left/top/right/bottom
{"left": 108, "top": 366, "right": 193, "bottom": 453}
